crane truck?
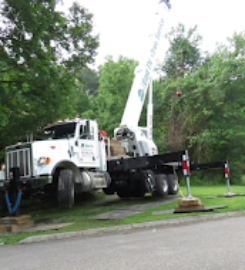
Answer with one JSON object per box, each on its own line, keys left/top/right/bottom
{"left": 0, "top": 0, "right": 230, "bottom": 212}
{"left": 0, "top": 0, "right": 187, "bottom": 210}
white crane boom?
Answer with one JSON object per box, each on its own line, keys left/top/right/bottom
{"left": 120, "top": 0, "right": 170, "bottom": 130}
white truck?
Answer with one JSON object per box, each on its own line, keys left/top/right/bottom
{"left": 0, "top": 116, "right": 184, "bottom": 209}
{"left": 0, "top": 0, "right": 186, "bottom": 209}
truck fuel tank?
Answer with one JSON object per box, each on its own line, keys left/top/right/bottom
{"left": 81, "top": 171, "right": 108, "bottom": 191}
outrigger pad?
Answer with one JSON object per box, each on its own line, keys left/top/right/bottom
{"left": 0, "top": 215, "right": 33, "bottom": 233}
{"left": 174, "top": 205, "right": 227, "bottom": 214}
{"left": 204, "top": 194, "right": 245, "bottom": 198}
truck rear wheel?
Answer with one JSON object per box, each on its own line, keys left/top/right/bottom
{"left": 144, "top": 170, "right": 156, "bottom": 193}
{"left": 117, "top": 189, "right": 132, "bottom": 198}
{"left": 167, "top": 174, "right": 179, "bottom": 195}
{"left": 58, "top": 169, "right": 75, "bottom": 208}
{"left": 103, "top": 187, "right": 115, "bottom": 195}
{"left": 154, "top": 174, "right": 168, "bottom": 197}
{"left": 132, "top": 189, "right": 145, "bottom": 198}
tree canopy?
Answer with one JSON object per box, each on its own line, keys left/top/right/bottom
{"left": 0, "top": 0, "right": 99, "bottom": 151}
{"left": 154, "top": 25, "right": 245, "bottom": 182}
{"left": 82, "top": 56, "right": 138, "bottom": 136}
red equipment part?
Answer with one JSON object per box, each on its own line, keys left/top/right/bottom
{"left": 99, "top": 130, "right": 108, "bottom": 143}
{"left": 176, "top": 88, "right": 182, "bottom": 97}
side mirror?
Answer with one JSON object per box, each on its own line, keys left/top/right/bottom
{"left": 86, "top": 120, "right": 90, "bottom": 134}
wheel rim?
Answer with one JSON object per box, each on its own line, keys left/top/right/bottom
{"left": 172, "top": 180, "right": 178, "bottom": 192}
{"left": 71, "top": 181, "right": 75, "bottom": 204}
{"left": 162, "top": 179, "right": 168, "bottom": 193}
{"left": 146, "top": 172, "right": 155, "bottom": 192}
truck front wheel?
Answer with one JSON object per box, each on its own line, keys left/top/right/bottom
{"left": 58, "top": 169, "right": 75, "bottom": 208}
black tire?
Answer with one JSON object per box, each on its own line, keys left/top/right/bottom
{"left": 144, "top": 170, "right": 156, "bottom": 193}
{"left": 132, "top": 189, "right": 145, "bottom": 198}
{"left": 58, "top": 169, "right": 75, "bottom": 209}
{"left": 154, "top": 174, "right": 169, "bottom": 197}
{"left": 103, "top": 187, "right": 115, "bottom": 195}
{"left": 117, "top": 189, "right": 132, "bottom": 198}
{"left": 167, "top": 174, "right": 179, "bottom": 195}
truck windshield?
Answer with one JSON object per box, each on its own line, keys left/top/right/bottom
{"left": 42, "top": 123, "right": 76, "bottom": 140}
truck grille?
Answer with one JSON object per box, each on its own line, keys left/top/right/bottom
{"left": 6, "top": 148, "right": 31, "bottom": 179}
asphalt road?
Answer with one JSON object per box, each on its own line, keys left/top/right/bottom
{"left": 1, "top": 216, "right": 245, "bottom": 270}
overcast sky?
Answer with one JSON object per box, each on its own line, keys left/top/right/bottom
{"left": 59, "top": 0, "right": 245, "bottom": 69}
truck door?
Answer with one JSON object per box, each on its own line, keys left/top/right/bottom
{"left": 78, "top": 120, "right": 99, "bottom": 167}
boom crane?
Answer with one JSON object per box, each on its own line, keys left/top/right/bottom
{"left": 115, "top": 0, "right": 171, "bottom": 157}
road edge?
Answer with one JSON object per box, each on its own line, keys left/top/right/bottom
{"left": 18, "top": 210, "right": 245, "bottom": 244}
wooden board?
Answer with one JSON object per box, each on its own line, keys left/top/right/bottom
{"left": 178, "top": 198, "right": 202, "bottom": 207}
{"left": 0, "top": 216, "right": 34, "bottom": 233}
{"left": 0, "top": 225, "right": 8, "bottom": 233}
{"left": 0, "top": 215, "right": 31, "bottom": 225}
{"left": 7, "top": 220, "right": 34, "bottom": 233}
{"left": 110, "top": 141, "right": 126, "bottom": 156}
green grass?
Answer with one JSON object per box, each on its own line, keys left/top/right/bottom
{"left": 1, "top": 185, "right": 245, "bottom": 245}
{"left": 241, "top": 175, "right": 245, "bottom": 185}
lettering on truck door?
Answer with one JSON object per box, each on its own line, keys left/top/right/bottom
{"left": 78, "top": 123, "right": 99, "bottom": 167}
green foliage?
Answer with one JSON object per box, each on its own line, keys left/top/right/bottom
{"left": 0, "top": 0, "right": 99, "bottom": 149}
{"left": 69, "top": 67, "right": 100, "bottom": 117}
{"left": 82, "top": 56, "right": 138, "bottom": 136}
{"left": 156, "top": 25, "right": 245, "bottom": 171}
{"left": 162, "top": 23, "right": 203, "bottom": 78}
{"left": 77, "top": 67, "right": 100, "bottom": 97}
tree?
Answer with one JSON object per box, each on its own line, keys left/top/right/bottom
{"left": 82, "top": 56, "right": 138, "bottom": 136}
{"left": 0, "top": 0, "right": 99, "bottom": 152}
{"left": 162, "top": 23, "right": 203, "bottom": 79}
{"left": 78, "top": 67, "right": 100, "bottom": 97}
{"left": 69, "top": 67, "right": 100, "bottom": 117}
{"left": 157, "top": 26, "right": 245, "bottom": 183}
{"left": 154, "top": 24, "right": 204, "bottom": 155}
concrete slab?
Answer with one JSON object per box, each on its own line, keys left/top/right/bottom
{"left": 152, "top": 209, "right": 174, "bottom": 215}
{"left": 91, "top": 197, "right": 179, "bottom": 220}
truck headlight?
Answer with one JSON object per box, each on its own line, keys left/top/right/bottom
{"left": 38, "top": 157, "right": 51, "bottom": 166}
{"left": 0, "top": 164, "right": 5, "bottom": 170}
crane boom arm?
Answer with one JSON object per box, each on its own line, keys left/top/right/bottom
{"left": 120, "top": 0, "right": 170, "bottom": 130}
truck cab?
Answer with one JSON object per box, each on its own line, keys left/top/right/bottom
{"left": 1, "top": 118, "right": 109, "bottom": 208}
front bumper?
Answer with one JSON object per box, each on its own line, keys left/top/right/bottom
{"left": 0, "top": 175, "right": 52, "bottom": 191}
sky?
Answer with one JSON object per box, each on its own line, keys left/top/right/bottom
{"left": 58, "top": 0, "right": 245, "bottom": 69}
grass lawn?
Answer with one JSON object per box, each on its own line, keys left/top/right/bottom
{"left": 1, "top": 185, "right": 245, "bottom": 245}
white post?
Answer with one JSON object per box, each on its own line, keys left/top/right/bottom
{"left": 224, "top": 161, "right": 235, "bottom": 196}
